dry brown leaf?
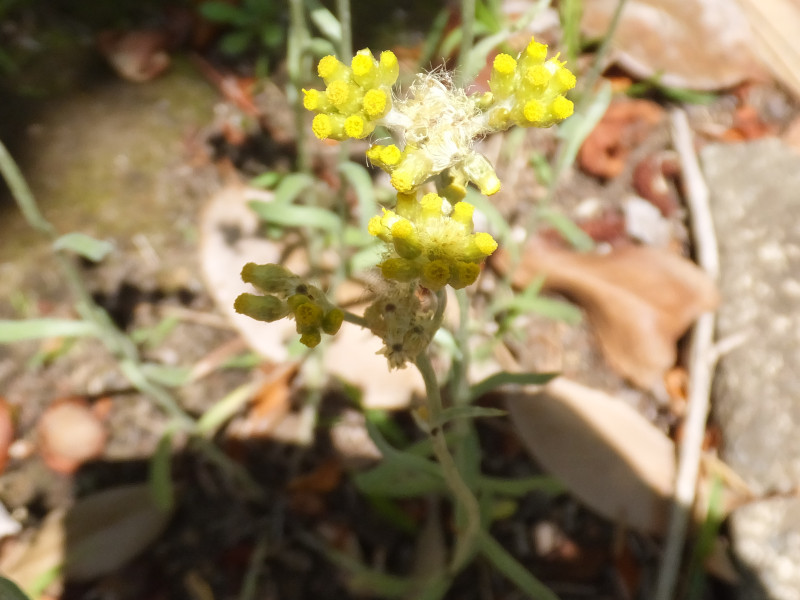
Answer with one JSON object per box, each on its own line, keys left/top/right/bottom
{"left": 38, "top": 398, "right": 107, "bottom": 475}
{"left": 582, "top": 0, "right": 765, "bottom": 90}
{"left": 494, "top": 238, "right": 719, "bottom": 388}
{"left": 0, "top": 398, "right": 12, "bottom": 475}
{"left": 96, "top": 30, "right": 171, "bottom": 82}
{"left": 578, "top": 99, "right": 664, "bottom": 179}
{"left": 508, "top": 377, "right": 676, "bottom": 535}
{"left": 736, "top": 0, "right": 800, "bottom": 100}
{"left": 0, "top": 485, "right": 170, "bottom": 589}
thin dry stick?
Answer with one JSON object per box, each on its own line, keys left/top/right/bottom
{"left": 654, "top": 108, "right": 720, "bottom": 600}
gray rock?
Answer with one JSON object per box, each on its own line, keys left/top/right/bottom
{"left": 702, "top": 139, "right": 800, "bottom": 600}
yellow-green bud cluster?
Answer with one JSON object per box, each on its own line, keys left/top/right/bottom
{"left": 234, "top": 263, "right": 343, "bottom": 348}
{"left": 304, "top": 49, "right": 399, "bottom": 141}
{"left": 363, "top": 283, "right": 437, "bottom": 369}
{"left": 482, "top": 38, "right": 576, "bottom": 130}
{"left": 368, "top": 192, "right": 498, "bottom": 291}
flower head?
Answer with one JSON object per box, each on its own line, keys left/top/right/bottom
{"left": 368, "top": 192, "right": 497, "bottom": 291}
{"left": 234, "top": 263, "right": 343, "bottom": 348}
{"left": 304, "top": 37, "right": 575, "bottom": 196}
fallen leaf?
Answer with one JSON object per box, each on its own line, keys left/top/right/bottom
{"left": 38, "top": 398, "right": 107, "bottom": 475}
{"left": 736, "top": 0, "right": 800, "bottom": 100}
{"left": 0, "top": 398, "right": 12, "bottom": 475}
{"left": 632, "top": 152, "right": 680, "bottom": 217}
{"left": 493, "top": 238, "right": 719, "bottom": 388}
{"left": 508, "top": 377, "right": 676, "bottom": 534}
{"left": 287, "top": 457, "right": 343, "bottom": 494}
{"left": 234, "top": 364, "right": 296, "bottom": 438}
{"left": 581, "top": 0, "right": 765, "bottom": 90}
{"left": 578, "top": 99, "right": 663, "bottom": 179}
{"left": 0, "top": 486, "right": 172, "bottom": 589}
{"left": 63, "top": 484, "right": 172, "bottom": 581}
{"left": 96, "top": 30, "right": 171, "bottom": 82}
{"left": 721, "top": 104, "right": 777, "bottom": 142}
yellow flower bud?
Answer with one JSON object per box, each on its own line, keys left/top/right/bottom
{"left": 550, "top": 96, "right": 574, "bottom": 121}
{"left": 449, "top": 262, "right": 481, "bottom": 289}
{"left": 421, "top": 260, "right": 451, "bottom": 291}
{"left": 344, "top": 115, "right": 375, "bottom": 139}
{"left": 363, "top": 89, "right": 389, "bottom": 118}
{"left": 322, "top": 308, "right": 344, "bottom": 335}
{"left": 318, "top": 55, "right": 348, "bottom": 84}
{"left": 299, "top": 330, "right": 322, "bottom": 348}
{"left": 379, "top": 50, "right": 399, "bottom": 85}
{"left": 234, "top": 293, "right": 289, "bottom": 322}
{"left": 380, "top": 257, "right": 421, "bottom": 282}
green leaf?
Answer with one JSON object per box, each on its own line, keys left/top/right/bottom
{"left": 220, "top": 30, "right": 254, "bottom": 56}
{"left": 149, "top": 429, "right": 175, "bottom": 511}
{"left": 248, "top": 201, "right": 341, "bottom": 232}
{"left": 139, "top": 363, "right": 192, "bottom": 388}
{"left": 53, "top": 232, "right": 114, "bottom": 262}
{"left": 338, "top": 162, "right": 377, "bottom": 231}
{"left": 0, "top": 318, "right": 99, "bottom": 343}
{"left": 269, "top": 172, "right": 315, "bottom": 205}
{"left": 250, "top": 171, "right": 281, "bottom": 189}
{"left": 537, "top": 206, "right": 595, "bottom": 252}
{"left": 306, "top": 0, "right": 341, "bottom": 43}
{"left": 0, "top": 576, "right": 33, "bottom": 600}
{"left": 555, "top": 78, "right": 612, "bottom": 178}
{"left": 434, "top": 405, "right": 507, "bottom": 427}
{"left": 305, "top": 36, "right": 338, "bottom": 59}
{"left": 469, "top": 371, "right": 557, "bottom": 401}
{"left": 199, "top": 1, "right": 249, "bottom": 25}
{"left": 196, "top": 380, "right": 260, "bottom": 437}
{"left": 479, "top": 531, "right": 559, "bottom": 600}
{"left": 478, "top": 475, "right": 565, "bottom": 497}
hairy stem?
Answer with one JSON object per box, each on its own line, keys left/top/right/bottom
{"left": 414, "top": 351, "right": 481, "bottom": 573}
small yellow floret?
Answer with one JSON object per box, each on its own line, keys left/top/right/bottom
{"left": 345, "top": 115, "right": 372, "bottom": 139}
{"left": 351, "top": 53, "right": 374, "bottom": 78}
{"left": 295, "top": 301, "right": 323, "bottom": 330}
{"left": 473, "top": 232, "right": 498, "bottom": 256}
{"left": 420, "top": 193, "right": 443, "bottom": 217}
{"left": 312, "top": 114, "right": 333, "bottom": 139}
{"left": 379, "top": 50, "right": 399, "bottom": 84}
{"left": 381, "top": 258, "right": 420, "bottom": 282}
{"left": 326, "top": 80, "right": 352, "bottom": 107}
{"left": 302, "top": 88, "right": 323, "bottom": 111}
{"left": 391, "top": 220, "right": 414, "bottom": 240}
{"left": 525, "top": 65, "right": 550, "bottom": 88}
{"left": 322, "top": 308, "right": 344, "bottom": 335}
{"left": 551, "top": 96, "right": 574, "bottom": 120}
{"left": 450, "top": 262, "right": 481, "bottom": 289}
{"left": 525, "top": 40, "right": 548, "bottom": 63}
{"left": 493, "top": 53, "right": 517, "bottom": 75}
{"left": 555, "top": 67, "right": 576, "bottom": 91}
{"left": 523, "top": 100, "right": 545, "bottom": 123}
{"left": 421, "top": 261, "right": 451, "bottom": 290}
{"left": 363, "top": 89, "right": 388, "bottom": 117}
{"left": 390, "top": 171, "right": 415, "bottom": 193}
{"left": 299, "top": 331, "right": 322, "bottom": 348}
{"left": 452, "top": 202, "right": 474, "bottom": 225}
{"left": 318, "top": 55, "right": 343, "bottom": 80}
{"left": 368, "top": 215, "right": 383, "bottom": 237}
{"left": 380, "top": 144, "right": 402, "bottom": 166}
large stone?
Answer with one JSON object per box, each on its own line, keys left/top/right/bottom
{"left": 702, "top": 139, "right": 800, "bottom": 600}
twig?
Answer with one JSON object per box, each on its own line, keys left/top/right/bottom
{"left": 654, "top": 108, "right": 720, "bottom": 600}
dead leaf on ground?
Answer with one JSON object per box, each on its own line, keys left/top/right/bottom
{"left": 736, "top": 0, "right": 800, "bottom": 100}
{"left": 578, "top": 99, "right": 664, "bottom": 179}
{"left": 582, "top": 0, "right": 765, "bottom": 90}
{"left": 0, "top": 398, "right": 12, "bottom": 475}
{"left": 494, "top": 238, "right": 719, "bottom": 388}
{"left": 508, "top": 377, "right": 676, "bottom": 535}
{"left": 38, "top": 398, "right": 107, "bottom": 475}
{"left": 0, "top": 485, "right": 170, "bottom": 589}
{"left": 231, "top": 364, "right": 297, "bottom": 439}
{"left": 97, "top": 30, "right": 171, "bottom": 82}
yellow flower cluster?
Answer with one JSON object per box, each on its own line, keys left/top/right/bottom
{"left": 481, "top": 38, "right": 576, "bottom": 130}
{"left": 368, "top": 192, "right": 498, "bottom": 291}
{"left": 234, "top": 263, "right": 343, "bottom": 348}
{"left": 303, "top": 49, "right": 399, "bottom": 141}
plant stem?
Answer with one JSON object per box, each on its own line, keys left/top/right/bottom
{"left": 288, "top": 0, "right": 311, "bottom": 173}
{"left": 336, "top": 0, "right": 352, "bottom": 59}
{"left": 414, "top": 351, "right": 481, "bottom": 573}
